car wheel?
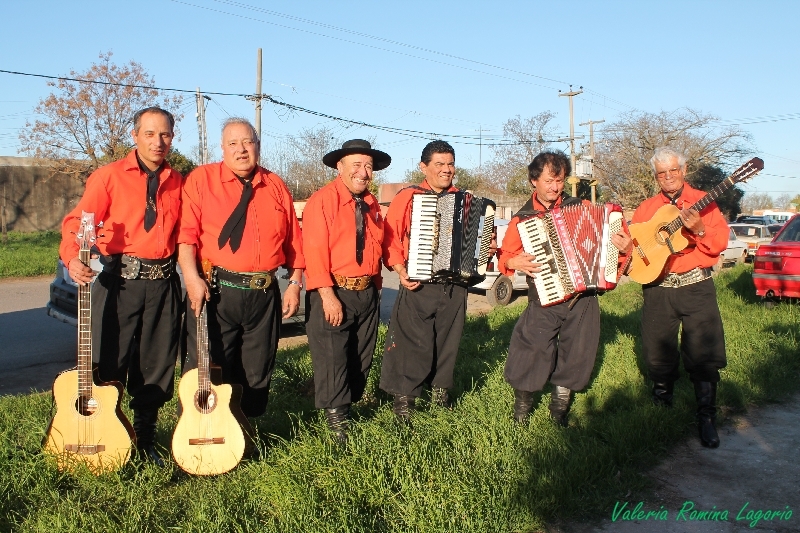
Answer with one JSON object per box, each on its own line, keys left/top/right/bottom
{"left": 764, "top": 300, "right": 775, "bottom": 309}
{"left": 487, "top": 275, "right": 513, "bottom": 307}
{"left": 736, "top": 251, "right": 746, "bottom": 265}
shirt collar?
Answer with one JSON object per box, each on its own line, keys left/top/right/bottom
{"left": 335, "top": 175, "right": 376, "bottom": 207}
{"left": 532, "top": 192, "right": 564, "bottom": 211}
{"left": 124, "top": 150, "right": 172, "bottom": 178}
{"left": 221, "top": 162, "right": 265, "bottom": 186}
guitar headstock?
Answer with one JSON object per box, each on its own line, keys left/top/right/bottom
{"left": 76, "top": 211, "right": 97, "bottom": 252}
{"left": 729, "top": 157, "right": 764, "bottom": 185}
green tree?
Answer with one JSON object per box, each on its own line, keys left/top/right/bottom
{"left": 687, "top": 164, "right": 743, "bottom": 220}
{"left": 165, "top": 148, "right": 197, "bottom": 176}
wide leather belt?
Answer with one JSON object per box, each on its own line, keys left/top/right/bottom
{"left": 116, "top": 254, "right": 175, "bottom": 280}
{"left": 657, "top": 267, "right": 712, "bottom": 288}
{"left": 333, "top": 274, "right": 373, "bottom": 291}
{"left": 216, "top": 267, "right": 275, "bottom": 290}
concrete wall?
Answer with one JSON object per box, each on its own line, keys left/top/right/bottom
{"left": 0, "top": 157, "right": 85, "bottom": 232}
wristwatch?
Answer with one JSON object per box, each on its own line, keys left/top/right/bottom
{"left": 696, "top": 229, "right": 706, "bottom": 238}
{"left": 288, "top": 279, "right": 303, "bottom": 289}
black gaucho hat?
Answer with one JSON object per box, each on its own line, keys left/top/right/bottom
{"left": 322, "top": 139, "right": 391, "bottom": 171}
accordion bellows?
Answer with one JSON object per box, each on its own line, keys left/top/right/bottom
{"left": 519, "top": 202, "right": 624, "bottom": 306}
{"left": 408, "top": 191, "right": 496, "bottom": 285}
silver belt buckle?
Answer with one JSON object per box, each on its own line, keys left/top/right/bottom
{"left": 120, "top": 255, "right": 141, "bottom": 279}
{"left": 147, "top": 264, "right": 165, "bottom": 280}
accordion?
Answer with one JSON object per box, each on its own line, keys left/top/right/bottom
{"left": 518, "top": 202, "right": 624, "bottom": 306}
{"left": 407, "top": 191, "right": 496, "bottom": 285}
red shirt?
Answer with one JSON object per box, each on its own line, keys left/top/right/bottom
{"left": 179, "top": 162, "right": 304, "bottom": 272}
{"left": 60, "top": 150, "right": 183, "bottom": 264}
{"left": 302, "top": 176, "right": 384, "bottom": 290}
{"left": 631, "top": 184, "right": 728, "bottom": 274}
{"left": 382, "top": 180, "right": 459, "bottom": 268}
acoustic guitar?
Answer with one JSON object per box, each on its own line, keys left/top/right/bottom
{"left": 171, "top": 260, "right": 253, "bottom": 475}
{"left": 628, "top": 157, "right": 764, "bottom": 284}
{"left": 44, "top": 212, "right": 135, "bottom": 474}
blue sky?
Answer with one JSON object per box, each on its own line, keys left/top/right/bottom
{"left": 1, "top": 0, "right": 798, "bottom": 199}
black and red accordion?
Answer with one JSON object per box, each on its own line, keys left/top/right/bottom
{"left": 518, "top": 202, "right": 625, "bottom": 306}
{"left": 407, "top": 191, "right": 496, "bottom": 286}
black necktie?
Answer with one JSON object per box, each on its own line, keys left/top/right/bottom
{"left": 218, "top": 174, "right": 254, "bottom": 253}
{"left": 137, "top": 156, "right": 161, "bottom": 233}
{"left": 352, "top": 194, "right": 368, "bottom": 265}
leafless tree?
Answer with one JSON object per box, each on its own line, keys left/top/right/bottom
{"left": 740, "top": 192, "right": 774, "bottom": 214}
{"left": 18, "top": 52, "right": 183, "bottom": 184}
{"left": 593, "top": 108, "right": 752, "bottom": 208}
{"left": 773, "top": 193, "right": 794, "bottom": 210}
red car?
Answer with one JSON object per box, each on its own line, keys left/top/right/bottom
{"left": 752, "top": 214, "right": 800, "bottom": 301}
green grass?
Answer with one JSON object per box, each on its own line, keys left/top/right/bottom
{"left": 1, "top": 265, "right": 798, "bottom": 532}
{"left": 0, "top": 231, "right": 61, "bottom": 278}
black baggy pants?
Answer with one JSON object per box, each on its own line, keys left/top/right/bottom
{"left": 379, "top": 282, "right": 467, "bottom": 397}
{"left": 504, "top": 293, "right": 600, "bottom": 393}
{"left": 183, "top": 282, "right": 280, "bottom": 418}
{"left": 91, "top": 272, "right": 182, "bottom": 411}
{"left": 641, "top": 278, "right": 727, "bottom": 384}
{"left": 305, "top": 286, "right": 380, "bottom": 409}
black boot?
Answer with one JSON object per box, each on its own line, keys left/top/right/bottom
{"left": 694, "top": 381, "right": 720, "bottom": 448}
{"left": 392, "top": 394, "right": 416, "bottom": 424}
{"left": 513, "top": 389, "right": 534, "bottom": 424}
{"left": 133, "top": 408, "right": 164, "bottom": 466}
{"left": 324, "top": 405, "right": 350, "bottom": 445}
{"left": 430, "top": 387, "right": 450, "bottom": 408}
{"left": 548, "top": 386, "right": 572, "bottom": 427}
{"left": 652, "top": 381, "right": 674, "bottom": 407}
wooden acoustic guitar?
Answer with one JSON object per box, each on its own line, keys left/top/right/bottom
{"left": 44, "top": 211, "right": 135, "bottom": 474}
{"left": 171, "top": 260, "right": 254, "bottom": 475}
{"left": 628, "top": 157, "right": 764, "bottom": 284}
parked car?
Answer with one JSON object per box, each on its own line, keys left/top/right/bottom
{"left": 767, "top": 223, "right": 784, "bottom": 235}
{"left": 752, "top": 214, "right": 800, "bottom": 303}
{"left": 471, "top": 219, "right": 528, "bottom": 306}
{"left": 735, "top": 215, "right": 778, "bottom": 225}
{"left": 720, "top": 228, "right": 748, "bottom": 266}
{"left": 728, "top": 224, "right": 773, "bottom": 258}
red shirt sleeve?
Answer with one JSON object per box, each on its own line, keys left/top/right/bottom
{"left": 382, "top": 189, "right": 414, "bottom": 268}
{"left": 60, "top": 170, "right": 111, "bottom": 265}
{"left": 301, "top": 190, "right": 332, "bottom": 289}
{"left": 497, "top": 217, "right": 524, "bottom": 276}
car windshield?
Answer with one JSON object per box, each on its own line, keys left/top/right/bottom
{"left": 774, "top": 218, "right": 800, "bottom": 243}
{"left": 731, "top": 226, "right": 762, "bottom": 237}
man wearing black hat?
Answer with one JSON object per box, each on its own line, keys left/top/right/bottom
{"left": 379, "top": 140, "right": 465, "bottom": 421}
{"left": 303, "top": 139, "right": 390, "bottom": 443}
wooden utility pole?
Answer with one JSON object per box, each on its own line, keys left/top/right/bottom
{"left": 579, "top": 119, "right": 604, "bottom": 203}
{"left": 559, "top": 86, "right": 583, "bottom": 196}
{"left": 195, "top": 88, "right": 209, "bottom": 165}
{"left": 255, "top": 48, "right": 262, "bottom": 141}
{"left": 1, "top": 184, "right": 7, "bottom": 245}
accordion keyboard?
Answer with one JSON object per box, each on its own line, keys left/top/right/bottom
{"left": 407, "top": 194, "right": 439, "bottom": 280}
{"left": 518, "top": 217, "right": 569, "bottom": 305}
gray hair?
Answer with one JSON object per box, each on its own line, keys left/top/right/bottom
{"left": 650, "top": 146, "right": 687, "bottom": 173}
{"left": 221, "top": 117, "right": 260, "bottom": 144}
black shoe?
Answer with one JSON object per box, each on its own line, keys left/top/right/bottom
{"left": 652, "top": 381, "right": 674, "bottom": 407}
{"left": 324, "top": 405, "right": 350, "bottom": 445}
{"left": 513, "top": 389, "right": 534, "bottom": 424}
{"left": 133, "top": 408, "right": 165, "bottom": 466}
{"left": 430, "top": 387, "right": 450, "bottom": 408}
{"left": 548, "top": 386, "right": 572, "bottom": 427}
{"left": 694, "top": 381, "right": 720, "bottom": 448}
{"left": 392, "top": 394, "right": 416, "bottom": 424}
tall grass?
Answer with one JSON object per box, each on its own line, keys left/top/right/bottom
{"left": 0, "top": 231, "right": 60, "bottom": 278}
{"left": 1, "top": 265, "right": 797, "bottom": 532}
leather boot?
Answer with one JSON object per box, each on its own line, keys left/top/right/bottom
{"left": 392, "top": 394, "right": 416, "bottom": 424}
{"left": 652, "top": 381, "right": 674, "bottom": 407}
{"left": 324, "top": 405, "right": 350, "bottom": 445}
{"left": 694, "top": 381, "right": 720, "bottom": 448}
{"left": 513, "top": 389, "right": 534, "bottom": 424}
{"left": 430, "top": 387, "right": 450, "bottom": 408}
{"left": 133, "top": 408, "right": 164, "bottom": 467}
{"left": 548, "top": 386, "right": 572, "bottom": 427}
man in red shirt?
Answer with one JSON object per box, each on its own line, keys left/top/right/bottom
{"left": 497, "top": 151, "right": 630, "bottom": 426}
{"left": 631, "top": 147, "right": 728, "bottom": 448}
{"left": 61, "top": 107, "right": 183, "bottom": 464}
{"left": 178, "top": 117, "right": 304, "bottom": 419}
{"left": 379, "top": 140, "right": 465, "bottom": 421}
{"left": 303, "top": 139, "right": 390, "bottom": 443}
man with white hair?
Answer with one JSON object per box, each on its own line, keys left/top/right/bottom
{"left": 630, "top": 146, "right": 729, "bottom": 448}
{"left": 178, "top": 117, "right": 304, "bottom": 418}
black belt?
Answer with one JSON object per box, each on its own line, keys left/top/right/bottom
{"left": 111, "top": 254, "right": 175, "bottom": 280}
{"left": 215, "top": 267, "right": 275, "bottom": 290}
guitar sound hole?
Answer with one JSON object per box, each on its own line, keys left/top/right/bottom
{"left": 194, "top": 390, "right": 217, "bottom": 414}
{"left": 75, "top": 396, "right": 98, "bottom": 416}
{"left": 655, "top": 227, "right": 670, "bottom": 246}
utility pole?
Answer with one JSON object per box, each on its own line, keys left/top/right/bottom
{"left": 1, "top": 184, "right": 7, "bottom": 245}
{"left": 255, "top": 48, "right": 262, "bottom": 142}
{"left": 559, "top": 86, "right": 583, "bottom": 196}
{"left": 579, "top": 119, "right": 604, "bottom": 203}
{"left": 195, "top": 88, "right": 209, "bottom": 165}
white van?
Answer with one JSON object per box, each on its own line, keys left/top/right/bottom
{"left": 471, "top": 219, "right": 529, "bottom": 306}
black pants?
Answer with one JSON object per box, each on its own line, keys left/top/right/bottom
{"left": 641, "top": 278, "right": 727, "bottom": 383}
{"left": 306, "top": 286, "right": 379, "bottom": 409}
{"left": 504, "top": 293, "right": 600, "bottom": 393}
{"left": 379, "top": 282, "right": 467, "bottom": 397}
{"left": 91, "top": 272, "right": 182, "bottom": 411}
{"left": 183, "top": 283, "right": 280, "bottom": 418}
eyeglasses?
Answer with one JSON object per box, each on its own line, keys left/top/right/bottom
{"left": 656, "top": 167, "right": 683, "bottom": 179}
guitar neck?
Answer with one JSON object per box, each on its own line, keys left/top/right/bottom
{"left": 197, "top": 306, "right": 210, "bottom": 393}
{"left": 77, "top": 248, "right": 92, "bottom": 398}
{"left": 664, "top": 176, "right": 737, "bottom": 235}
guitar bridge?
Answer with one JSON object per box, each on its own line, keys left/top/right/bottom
{"left": 188, "top": 437, "right": 226, "bottom": 445}
{"left": 64, "top": 444, "right": 105, "bottom": 454}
